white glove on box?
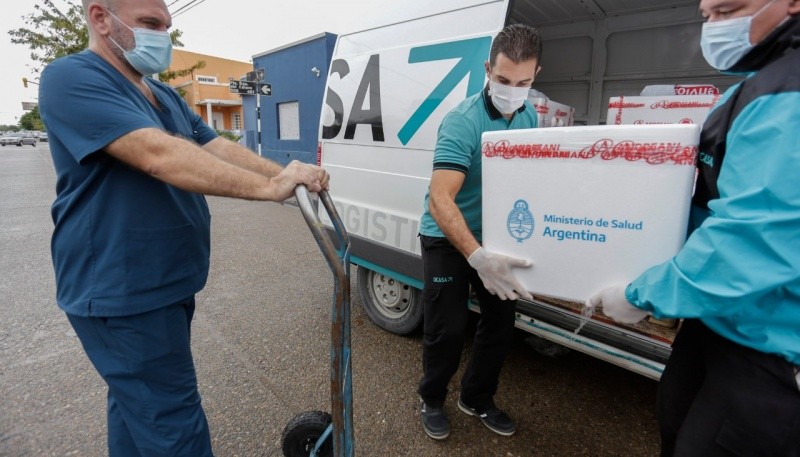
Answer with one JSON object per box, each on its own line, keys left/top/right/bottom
{"left": 467, "top": 247, "right": 533, "bottom": 301}
{"left": 586, "top": 285, "right": 649, "bottom": 324}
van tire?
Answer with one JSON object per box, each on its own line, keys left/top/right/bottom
{"left": 357, "top": 266, "right": 422, "bottom": 335}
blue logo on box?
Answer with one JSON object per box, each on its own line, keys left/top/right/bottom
{"left": 507, "top": 200, "right": 534, "bottom": 243}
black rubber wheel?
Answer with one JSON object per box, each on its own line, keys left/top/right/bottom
{"left": 281, "top": 410, "right": 333, "bottom": 457}
{"left": 357, "top": 265, "right": 422, "bottom": 335}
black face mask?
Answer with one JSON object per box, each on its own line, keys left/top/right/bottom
{"left": 728, "top": 16, "right": 800, "bottom": 73}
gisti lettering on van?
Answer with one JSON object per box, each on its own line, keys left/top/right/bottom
{"left": 321, "top": 37, "right": 491, "bottom": 145}
{"left": 330, "top": 201, "right": 421, "bottom": 255}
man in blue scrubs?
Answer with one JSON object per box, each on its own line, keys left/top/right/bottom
{"left": 38, "top": 0, "right": 329, "bottom": 455}
{"left": 587, "top": 1, "right": 800, "bottom": 455}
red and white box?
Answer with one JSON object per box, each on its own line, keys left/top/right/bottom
{"left": 529, "top": 96, "right": 575, "bottom": 128}
{"left": 607, "top": 94, "right": 720, "bottom": 126}
{"left": 481, "top": 124, "right": 701, "bottom": 302}
{"left": 640, "top": 84, "right": 720, "bottom": 96}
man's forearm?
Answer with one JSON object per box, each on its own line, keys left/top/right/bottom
{"left": 106, "top": 128, "right": 284, "bottom": 201}
{"left": 430, "top": 195, "right": 480, "bottom": 258}
{"left": 203, "top": 137, "right": 284, "bottom": 178}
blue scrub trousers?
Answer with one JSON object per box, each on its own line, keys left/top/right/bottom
{"left": 67, "top": 298, "right": 213, "bottom": 457}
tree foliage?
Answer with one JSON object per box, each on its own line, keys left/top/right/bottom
{"left": 8, "top": 0, "right": 203, "bottom": 84}
{"left": 19, "top": 106, "right": 45, "bottom": 131}
{"left": 8, "top": 0, "right": 88, "bottom": 77}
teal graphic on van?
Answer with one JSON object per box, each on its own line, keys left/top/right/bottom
{"left": 398, "top": 36, "right": 492, "bottom": 145}
{"left": 507, "top": 200, "right": 535, "bottom": 243}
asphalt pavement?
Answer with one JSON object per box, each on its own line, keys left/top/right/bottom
{"left": 0, "top": 143, "right": 660, "bottom": 456}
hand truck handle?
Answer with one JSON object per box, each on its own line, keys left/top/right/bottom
{"left": 293, "top": 185, "right": 351, "bottom": 284}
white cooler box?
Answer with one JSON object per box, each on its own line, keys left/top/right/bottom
{"left": 481, "top": 124, "right": 701, "bottom": 302}
{"left": 529, "top": 97, "right": 575, "bottom": 128}
{"left": 607, "top": 94, "right": 719, "bottom": 126}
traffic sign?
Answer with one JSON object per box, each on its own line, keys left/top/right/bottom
{"left": 258, "top": 83, "right": 272, "bottom": 96}
{"left": 229, "top": 80, "right": 258, "bottom": 95}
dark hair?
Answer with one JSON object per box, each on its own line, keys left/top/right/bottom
{"left": 489, "top": 24, "right": 542, "bottom": 67}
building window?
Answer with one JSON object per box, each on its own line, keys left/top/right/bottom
{"left": 278, "top": 101, "right": 300, "bottom": 140}
{"left": 196, "top": 75, "right": 217, "bottom": 84}
{"left": 233, "top": 113, "right": 242, "bottom": 131}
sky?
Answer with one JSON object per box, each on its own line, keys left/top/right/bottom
{"left": 0, "top": 0, "right": 441, "bottom": 126}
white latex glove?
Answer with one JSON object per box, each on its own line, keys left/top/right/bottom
{"left": 586, "top": 285, "right": 649, "bottom": 324}
{"left": 467, "top": 247, "right": 533, "bottom": 301}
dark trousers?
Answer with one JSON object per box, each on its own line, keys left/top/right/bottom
{"left": 67, "top": 298, "right": 213, "bottom": 457}
{"left": 657, "top": 319, "right": 800, "bottom": 457}
{"left": 417, "top": 235, "right": 517, "bottom": 410}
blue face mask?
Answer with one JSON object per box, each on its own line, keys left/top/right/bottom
{"left": 700, "top": 0, "right": 775, "bottom": 71}
{"left": 108, "top": 11, "right": 172, "bottom": 76}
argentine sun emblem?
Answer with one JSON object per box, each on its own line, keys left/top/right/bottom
{"left": 507, "top": 199, "right": 534, "bottom": 243}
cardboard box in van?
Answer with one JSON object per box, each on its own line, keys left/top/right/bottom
{"left": 481, "top": 124, "right": 700, "bottom": 302}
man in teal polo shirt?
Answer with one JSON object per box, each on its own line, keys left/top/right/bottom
{"left": 38, "top": 0, "right": 328, "bottom": 455}
{"left": 417, "top": 24, "right": 541, "bottom": 440}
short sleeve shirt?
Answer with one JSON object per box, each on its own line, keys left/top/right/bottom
{"left": 39, "top": 50, "right": 218, "bottom": 317}
{"left": 419, "top": 86, "right": 538, "bottom": 240}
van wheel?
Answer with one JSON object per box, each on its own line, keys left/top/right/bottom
{"left": 357, "top": 266, "right": 422, "bottom": 335}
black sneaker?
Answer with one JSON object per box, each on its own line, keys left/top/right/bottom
{"left": 457, "top": 398, "right": 516, "bottom": 436}
{"left": 420, "top": 398, "right": 450, "bottom": 440}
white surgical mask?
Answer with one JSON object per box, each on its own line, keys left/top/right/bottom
{"left": 488, "top": 80, "right": 529, "bottom": 115}
{"left": 107, "top": 11, "right": 173, "bottom": 76}
{"left": 700, "top": 0, "right": 775, "bottom": 71}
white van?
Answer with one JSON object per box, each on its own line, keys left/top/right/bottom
{"left": 317, "top": 0, "right": 738, "bottom": 379}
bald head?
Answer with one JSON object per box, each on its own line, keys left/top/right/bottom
{"left": 82, "top": 0, "right": 172, "bottom": 73}
{"left": 82, "top": 0, "right": 116, "bottom": 19}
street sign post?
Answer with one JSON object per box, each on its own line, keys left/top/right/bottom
{"left": 230, "top": 78, "right": 271, "bottom": 157}
{"left": 229, "top": 80, "right": 258, "bottom": 95}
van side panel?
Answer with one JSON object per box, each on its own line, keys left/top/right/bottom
{"left": 319, "top": 1, "right": 508, "bottom": 269}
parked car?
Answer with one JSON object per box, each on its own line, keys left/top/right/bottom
{"left": 1, "top": 132, "right": 37, "bottom": 147}
{"left": 37, "top": 131, "right": 48, "bottom": 142}
{"left": 1, "top": 132, "right": 23, "bottom": 146}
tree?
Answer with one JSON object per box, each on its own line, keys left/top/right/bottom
{"left": 19, "top": 107, "right": 45, "bottom": 131}
{"left": 9, "top": 0, "right": 204, "bottom": 84}
{"left": 8, "top": 0, "right": 87, "bottom": 77}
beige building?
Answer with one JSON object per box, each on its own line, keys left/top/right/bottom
{"left": 168, "top": 49, "right": 252, "bottom": 131}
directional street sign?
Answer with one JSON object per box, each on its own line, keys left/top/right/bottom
{"left": 230, "top": 81, "right": 271, "bottom": 96}
{"left": 229, "top": 80, "right": 258, "bottom": 95}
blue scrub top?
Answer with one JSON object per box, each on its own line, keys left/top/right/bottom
{"left": 39, "top": 50, "right": 218, "bottom": 317}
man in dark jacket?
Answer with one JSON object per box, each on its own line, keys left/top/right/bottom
{"left": 587, "top": 1, "right": 800, "bottom": 456}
